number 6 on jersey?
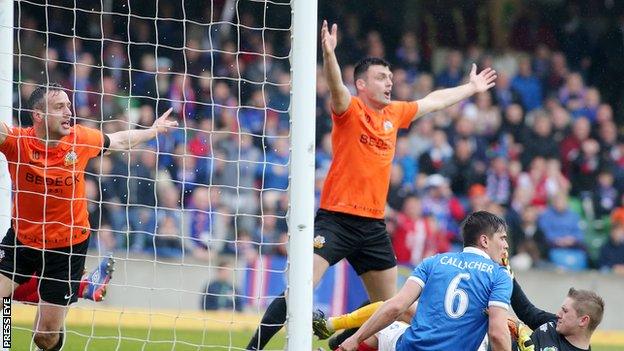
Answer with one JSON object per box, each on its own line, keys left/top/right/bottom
{"left": 445, "top": 273, "right": 471, "bottom": 318}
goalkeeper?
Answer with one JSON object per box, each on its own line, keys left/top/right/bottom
{"left": 314, "top": 255, "right": 604, "bottom": 351}
{"left": 0, "top": 83, "right": 177, "bottom": 351}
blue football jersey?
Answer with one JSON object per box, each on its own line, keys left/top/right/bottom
{"left": 395, "top": 247, "right": 512, "bottom": 351}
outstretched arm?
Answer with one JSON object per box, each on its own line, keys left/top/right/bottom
{"left": 321, "top": 20, "right": 351, "bottom": 115}
{"left": 414, "top": 64, "right": 496, "bottom": 120}
{"left": 511, "top": 278, "right": 557, "bottom": 330}
{"left": 339, "top": 279, "right": 422, "bottom": 351}
{"left": 107, "top": 107, "right": 178, "bottom": 152}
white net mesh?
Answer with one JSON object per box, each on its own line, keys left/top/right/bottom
{"left": 9, "top": 0, "right": 294, "bottom": 349}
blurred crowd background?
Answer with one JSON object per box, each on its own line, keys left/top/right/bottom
{"left": 9, "top": 0, "right": 624, "bottom": 310}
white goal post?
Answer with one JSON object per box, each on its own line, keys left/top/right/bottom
{"left": 287, "top": 0, "right": 317, "bottom": 348}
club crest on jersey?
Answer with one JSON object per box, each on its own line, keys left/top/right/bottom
{"left": 313, "top": 235, "right": 326, "bottom": 249}
{"left": 0, "top": 249, "right": 4, "bottom": 263}
{"left": 64, "top": 150, "right": 78, "bottom": 166}
{"left": 383, "top": 120, "right": 393, "bottom": 131}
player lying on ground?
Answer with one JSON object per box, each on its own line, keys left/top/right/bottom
{"left": 13, "top": 255, "right": 115, "bottom": 303}
{"left": 314, "top": 257, "right": 604, "bottom": 351}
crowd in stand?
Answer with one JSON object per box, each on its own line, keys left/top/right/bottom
{"left": 10, "top": 2, "right": 624, "bottom": 275}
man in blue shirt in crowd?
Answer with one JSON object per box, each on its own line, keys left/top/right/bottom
{"left": 338, "top": 211, "right": 513, "bottom": 351}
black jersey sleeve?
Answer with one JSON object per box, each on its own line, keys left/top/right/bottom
{"left": 511, "top": 278, "right": 557, "bottom": 330}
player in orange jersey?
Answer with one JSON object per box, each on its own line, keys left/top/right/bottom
{"left": 0, "top": 83, "right": 177, "bottom": 350}
{"left": 246, "top": 21, "right": 497, "bottom": 350}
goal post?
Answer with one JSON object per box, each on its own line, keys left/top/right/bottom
{"left": 287, "top": 0, "right": 317, "bottom": 349}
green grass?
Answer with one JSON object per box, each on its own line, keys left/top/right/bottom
{"left": 12, "top": 324, "right": 326, "bottom": 350}
{"left": 11, "top": 324, "right": 623, "bottom": 350}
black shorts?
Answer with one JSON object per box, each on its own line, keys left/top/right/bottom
{"left": 314, "top": 209, "right": 397, "bottom": 275}
{"left": 0, "top": 228, "right": 89, "bottom": 305}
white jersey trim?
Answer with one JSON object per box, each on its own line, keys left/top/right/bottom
{"left": 488, "top": 301, "right": 510, "bottom": 310}
{"left": 408, "top": 276, "right": 425, "bottom": 288}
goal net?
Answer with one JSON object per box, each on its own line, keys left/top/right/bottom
{"left": 4, "top": 0, "right": 316, "bottom": 349}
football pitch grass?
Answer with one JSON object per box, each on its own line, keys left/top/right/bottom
{"left": 11, "top": 324, "right": 624, "bottom": 351}
{"left": 12, "top": 324, "right": 317, "bottom": 350}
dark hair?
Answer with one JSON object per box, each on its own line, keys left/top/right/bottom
{"left": 461, "top": 211, "right": 507, "bottom": 247}
{"left": 27, "top": 82, "right": 65, "bottom": 112}
{"left": 353, "top": 57, "right": 391, "bottom": 82}
{"left": 568, "top": 288, "right": 604, "bottom": 332}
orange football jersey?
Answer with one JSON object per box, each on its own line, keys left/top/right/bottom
{"left": 0, "top": 123, "right": 104, "bottom": 249}
{"left": 320, "top": 97, "right": 418, "bottom": 218}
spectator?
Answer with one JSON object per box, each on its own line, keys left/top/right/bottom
{"left": 441, "top": 138, "right": 484, "bottom": 197}
{"left": 395, "top": 31, "right": 422, "bottom": 77}
{"left": 521, "top": 112, "right": 559, "bottom": 167}
{"left": 391, "top": 196, "right": 447, "bottom": 266}
{"left": 549, "top": 106, "right": 571, "bottom": 144}
{"left": 254, "top": 213, "right": 287, "bottom": 255}
{"left": 538, "top": 192, "right": 585, "bottom": 251}
{"left": 435, "top": 49, "right": 463, "bottom": 88}
{"left": 593, "top": 169, "right": 619, "bottom": 219}
{"left": 485, "top": 156, "right": 512, "bottom": 206}
{"left": 511, "top": 56, "right": 543, "bottom": 111}
{"left": 598, "top": 120, "right": 618, "bottom": 162}
{"left": 155, "top": 185, "right": 184, "bottom": 258}
{"left": 421, "top": 174, "right": 465, "bottom": 249}
{"left": 467, "top": 183, "right": 491, "bottom": 212}
{"left": 258, "top": 137, "right": 289, "bottom": 191}
{"left": 599, "top": 221, "right": 624, "bottom": 274}
{"left": 559, "top": 116, "right": 591, "bottom": 177}
{"left": 201, "top": 261, "right": 243, "bottom": 311}
{"left": 386, "top": 164, "right": 410, "bottom": 213}
{"left": 509, "top": 205, "right": 547, "bottom": 270}
{"left": 464, "top": 91, "right": 501, "bottom": 137}
{"left": 131, "top": 54, "right": 158, "bottom": 101}
{"left": 575, "top": 87, "right": 601, "bottom": 122}
{"left": 188, "top": 187, "right": 223, "bottom": 261}
{"left": 569, "top": 139, "right": 604, "bottom": 196}
{"left": 492, "top": 72, "right": 520, "bottom": 110}
{"left": 128, "top": 148, "right": 158, "bottom": 252}
{"left": 394, "top": 136, "right": 418, "bottom": 188}
{"left": 558, "top": 72, "right": 587, "bottom": 114}
{"left": 499, "top": 103, "right": 530, "bottom": 146}
{"left": 406, "top": 117, "right": 434, "bottom": 159}
{"left": 544, "top": 158, "right": 571, "bottom": 200}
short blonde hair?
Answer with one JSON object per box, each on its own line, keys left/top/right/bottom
{"left": 568, "top": 288, "right": 604, "bottom": 332}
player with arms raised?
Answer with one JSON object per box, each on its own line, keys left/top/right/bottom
{"left": 0, "top": 83, "right": 177, "bottom": 351}
{"left": 246, "top": 21, "right": 497, "bottom": 350}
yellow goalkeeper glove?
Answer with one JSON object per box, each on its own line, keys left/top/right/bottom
{"left": 507, "top": 317, "right": 534, "bottom": 351}
{"left": 501, "top": 251, "right": 514, "bottom": 279}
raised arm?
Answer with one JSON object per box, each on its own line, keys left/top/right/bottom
{"left": 321, "top": 20, "right": 351, "bottom": 115}
{"left": 511, "top": 278, "right": 556, "bottom": 330}
{"left": 106, "top": 107, "right": 177, "bottom": 152}
{"left": 414, "top": 64, "right": 496, "bottom": 120}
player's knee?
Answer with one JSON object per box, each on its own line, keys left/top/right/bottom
{"left": 33, "top": 331, "right": 58, "bottom": 350}
{"left": 0, "top": 274, "right": 17, "bottom": 297}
